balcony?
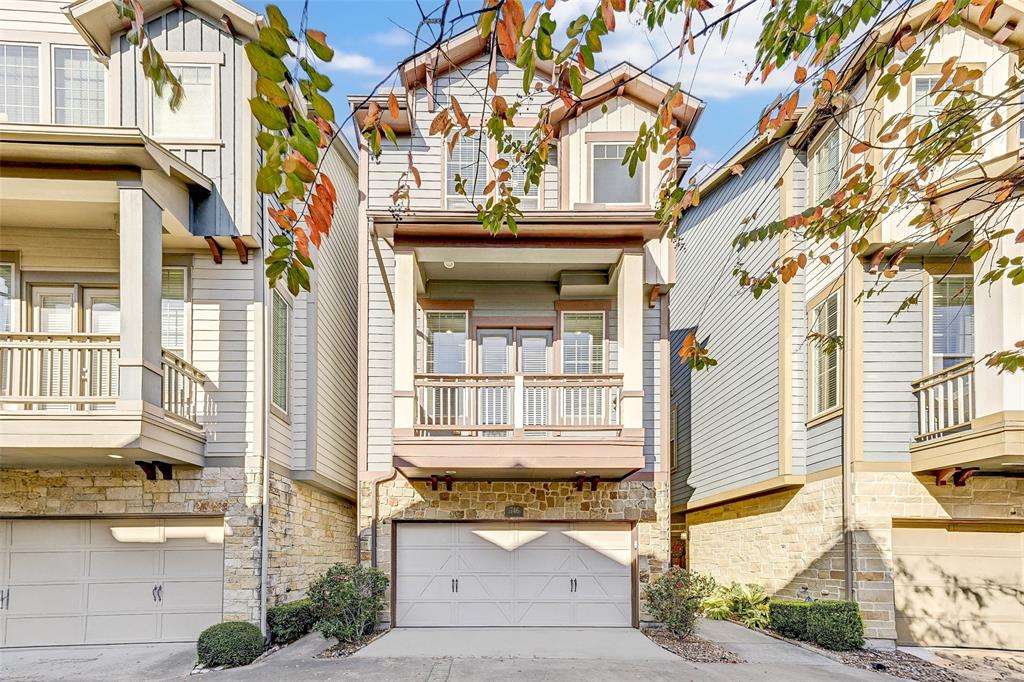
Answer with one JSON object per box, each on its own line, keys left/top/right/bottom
{"left": 393, "top": 373, "right": 644, "bottom": 481}
{"left": 912, "top": 361, "right": 975, "bottom": 443}
{"left": 0, "top": 334, "right": 207, "bottom": 467}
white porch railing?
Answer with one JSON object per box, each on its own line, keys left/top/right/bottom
{"left": 413, "top": 373, "right": 622, "bottom": 437}
{"left": 0, "top": 334, "right": 206, "bottom": 429}
{"left": 911, "top": 360, "right": 974, "bottom": 442}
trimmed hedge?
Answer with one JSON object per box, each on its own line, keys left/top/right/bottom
{"left": 267, "top": 598, "right": 315, "bottom": 644}
{"left": 769, "top": 600, "right": 812, "bottom": 640}
{"left": 196, "top": 621, "right": 264, "bottom": 668}
{"left": 806, "top": 600, "right": 865, "bottom": 650}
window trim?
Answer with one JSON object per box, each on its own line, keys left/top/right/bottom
{"left": 50, "top": 43, "right": 106, "bottom": 126}
{"left": 925, "top": 271, "right": 975, "bottom": 375}
{"left": 420, "top": 308, "right": 471, "bottom": 375}
{"left": 0, "top": 257, "right": 19, "bottom": 333}
{"left": 806, "top": 284, "right": 843, "bottom": 423}
{"left": 809, "top": 127, "right": 841, "bottom": 205}
{"left": 587, "top": 139, "right": 648, "bottom": 208}
{"left": 270, "top": 288, "right": 291, "bottom": 418}
{"left": 0, "top": 41, "right": 42, "bottom": 124}
{"left": 442, "top": 127, "right": 545, "bottom": 210}
{"left": 147, "top": 58, "right": 222, "bottom": 144}
{"left": 558, "top": 309, "right": 608, "bottom": 375}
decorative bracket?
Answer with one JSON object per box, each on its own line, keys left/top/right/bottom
{"left": 429, "top": 475, "right": 439, "bottom": 491}
{"left": 953, "top": 467, "right": 979, "bottom": 487}
{"left": 231, "top": 236, "right": 249, "bottom": 264}
{"left": 154, "top": 461, "right": 173, "bottom": 480}
{"left": 589, "top": 476, "right": 600, "bottom": 492}
{"left": 205, "top": 236, "right": 223, "bottom": 264}
{"left": 135, "top": 460, "right": 157, "bottom": 481}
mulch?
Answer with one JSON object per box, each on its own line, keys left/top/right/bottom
{"left": 644, "top": 629, "right": 745, "bottom": 663}
{"left": 835, "top": 648, "right": 969, "bottom": 682}
{"left": 315, "top": 631, "right": 385, "bottom": 658}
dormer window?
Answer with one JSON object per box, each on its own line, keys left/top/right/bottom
{"left": 151, "top": 64, "right": 217, "bottom": 141}
{"left": 446, "top": 134, "right": 487, "bottom": 209}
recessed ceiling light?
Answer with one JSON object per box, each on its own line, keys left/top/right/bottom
{"left": 108, "top": 454, "right": 123, "bottom": 459}
{"left": 575, "top": 470, "right": 587, "bottom": 475}
{"left": 445, "top": 470, "right": 457, "bottom": 474}
{"left": 443, "top": 261, "right": 455, "bottom": 270}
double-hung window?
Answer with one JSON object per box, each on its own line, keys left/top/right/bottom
{"left": 809, "top": 291, "right": 841, "bottom": 416}
{"left": 0, "top": 262, "right": 14, "bottom": 332}
{"left": 271, "top": 290, "right": 290, "bottom": 413}
{"left": 561, "top": 312, "right": 605, "bottom": 374}
{"left": 931, "top": 275, "right": 974, "bottom": 371}
{"left": 161, "top": 267, "right": 188, "bottom": 357}
{"left": 497, "top": 129, "right": 539, "bottom": 210}
{"left": 423, "top": 312, "right": 467, "bottom": 374}
{"left": 53, "top": 47, "right": 105, "bottom": 125}
{"left": 151, "top": 64, "right": 216, "bottom": 140}
{"left": 0, "top": 44, "right": 40, "bottom": 123}
{"left": 446, "top": 135, "right": 488, "bottom": 209}
{"left": 913, "top": 76, "right": 943, "bottom": 120}
{"left": 812, "top": 130, "right": 841, "bottom": 203}
{"left": 592, "top": 143, "right": 644, "bottom": 204}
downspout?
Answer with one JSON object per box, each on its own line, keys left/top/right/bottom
{"left": 258, "top": 195, "right": 272, "bottom": 637}
{"left": 841, "top": 227, "right": 854, "bottom": 601}
{"left": 369, "top": 469, "right": 398, "bottom": 568}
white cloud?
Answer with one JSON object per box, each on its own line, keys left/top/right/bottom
{"left": 548, "top": 0, "right": 794, "bottom": 100}
{"left": 370, "top": 27, "right": 414, "bottom": 48}
{"left": 328, "top": 50, "right": 389, "bottom": 76}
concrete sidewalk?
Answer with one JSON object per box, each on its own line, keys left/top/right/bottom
{"left": 697, "top": 618, "right": 848, "bottom": 665}
{"left": 0, "top": 642, "right": 196, "bottom": 682}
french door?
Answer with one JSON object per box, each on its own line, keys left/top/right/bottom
{"left": 475, "top": 329, "right": 553, "bottom": 435}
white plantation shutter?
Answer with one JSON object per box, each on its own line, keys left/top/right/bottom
{"left": 86, "top": 293, "right": 120, "bottom": 405}
{"left": 499, "top": 129, "right": 539, "bottom": 209}
{"left": 35, "top": 291, "right": 73, "bottom": 409}
{"left": 519, "top": 332, "right": 552, "bottom": 432}
{"left": 811, "top": 292, "right": 840, "bottom": 415}
{"left": 446, "top": 136, "right": 487, "bottom": 208}
{"left": 161, "top": 268, "right": 187, "bottom": 356}
{"left": 562, "top": 312, "right": 605, "bottom": 374}
{"left": 477, "top": 331, "right": 512, "bottom": 434}
{"left": 87, "top": 296, "right": 120, "bottom": 334}
{"left": 271, "top": 290, "right": 289, "bottom": 412}
{"left": 38, "top": 293, "right": 73, "bottom": 333}
{"left": 813, "top": 131, "right": 841, "bottom": 202}
{"left": 931, "top": 275, "right": 974, "bottom": 370}
{"left": 0, "top": 263, "right": 13, "bottom": 332}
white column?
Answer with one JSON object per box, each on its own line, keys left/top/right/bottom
{"left": 117, "top": 180, "right": 164, "bottom": 409}
{"left": 393, "top": 250, "right": 417, "bottom": 433}
{"left": 973, "top": 213, "right": 1024, "bottom": 418}
{"left": 617, "top": 250, "right": 645, "bottom": 431}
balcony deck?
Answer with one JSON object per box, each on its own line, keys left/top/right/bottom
{"left": 0, "top": 333, "right": 207, "bottom": 467}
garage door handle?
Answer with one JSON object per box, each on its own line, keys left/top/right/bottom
{"left": 451, "top": 578, "right": 455, "bottom": 593}
{"left": 157, "top": 584, "right": 163, "bottom": 602}
{"left": 152, "top": 585, "right": 158, "bottom": 602}
{"left": 454, "top": 578, "right": 458, "bottom": 593}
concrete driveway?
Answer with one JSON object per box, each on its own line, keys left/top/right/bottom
{"left": 201, "top": 623, "right": 903, "bottom": 682}
{"left": 0, "top": 642, "right": 196, "bottom": 682}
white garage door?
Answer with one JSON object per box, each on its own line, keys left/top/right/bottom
{"left": 0, "top": 517, "right": 225, "bottom": 647}
{"left": 893, "top": 522, "right": 1024, "bottom": 650}
{"left": 396, "top": 522, "right": 633, "bottom": 627}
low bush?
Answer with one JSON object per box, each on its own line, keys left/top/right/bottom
{"left": 768, "top": 599, "right": 812, "bottom": 640}
{"left": 196, "top": 621, "right": 264, "bottom": 668}
{"left": 308, "top": 563, "right": 389, "bottom": 643}
{"left": 701, "top": 582, "right": 770, "bottom": 629}
{"left": 806, "top": 600, "right": 865, "bottom": 650}
{"left": 267, "top": 598, "right": 315, "bottom": 644}
{"left": 643, "top": 568, "right": 717, "bottom": 637}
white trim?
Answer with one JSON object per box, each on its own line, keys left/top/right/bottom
{"left": 0, "top": 261, "right": 17, "bottom": 333}
{"left": 808, "top": 290, "right": 842, "bottom": 418}
{"left": 560, "top": 310, "right": 607, "bottom": 374}
{"left": 160, "top": 265, "right": 191, "bottom": 360}
{"left": 421, "top": 309, "right": 470, "bottom": 374}
{"left": 50, "top": 43, "right": 107, "bottom": 126}
{"left": 270, "top": 288, "right": 291, "bottom": 414}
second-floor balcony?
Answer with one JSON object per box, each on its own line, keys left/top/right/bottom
{"left": 912, "top": 361, "right": 975, "bottom": 443}
{"left": 0, "top": 333, "right": 207, "bottom": 467}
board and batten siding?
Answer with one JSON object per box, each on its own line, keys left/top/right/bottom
{"left": 117, "top": 8, "right": 253, "bottom": 238}
{"left": 0, "top": 0, "right": 78, "bottom": 35}
{"left": 669, "top": 141, "right": 783, "bottom": 507}
{"left": 861, "top": 261, "right": 924, "bottom": 461}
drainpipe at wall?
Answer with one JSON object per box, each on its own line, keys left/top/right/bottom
{"left": 368, "top": 469, "right": 398, "bottom": 568}
{"left": 841, "top": 228, "right": 855, "bottom": 602}
{"left": 258, "top": 201, "right": 272, "bottom": 638}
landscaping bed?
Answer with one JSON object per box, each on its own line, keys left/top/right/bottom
{"left": 644, "top": 629, "right": 744, "bottom": 663}
{"left": 315, "top": 631, "right": 385, "bottom": 658}
{"left": 834, "top": 648, "right": 967, "bottom": 682}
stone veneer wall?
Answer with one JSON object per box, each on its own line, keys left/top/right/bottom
{"left": 358, "top": 475, "right": 671, "bottom": 625}
{"left": 267, "top": 472, "right": 357, "bottom": 605}
{"left": 685, "top": 470, "right": 1024, "bottom": 642}
{"left": 0, "top": 466, "right": 263, "bottom": 622}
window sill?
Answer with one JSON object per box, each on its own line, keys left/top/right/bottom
{"left": 573, "top": 202, "right": 651, "bottom": 211}
{"left": 806, "top": 406, "right": 843, "bottom": 429}
{"left": 149, "top": 138, "right": 224, "bottom": 149}
{"left": 270, "top": 404, "right": 291, "bottom": 425}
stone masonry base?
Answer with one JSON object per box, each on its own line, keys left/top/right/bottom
{"left": 359, "top": 474, "right": 671, "bottom": 626}
{"left": 684, "top": 470, "right": 1024, "bottom": 641}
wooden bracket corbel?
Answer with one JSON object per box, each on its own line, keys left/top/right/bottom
{"left": 154, "top": 461, "right": 173, "bottom": 481}
{"left": 649, "top": 284, "right": 660, "bottom": 308}
{"left": 429, "top": 475, "right": 439, "bottom": 491}
{"left": 135, "top": 460, "right": 157, "bottom": 481}
{"left": 205, "top": 237, "right": 223, "bottom": 264}
{"left": 230, "top": 236, "right": 249, "bottom": 264}
{"left": 934, "top": 467, "right": 957, "bottom": 486}
{"left": 443, "top": 475, "right": 453, "bottom": 492}
{"left": 953, "top": 467, "right": 979, "bottom": 487}
{"left": 574, "top": 476, "right": 585, "bottom": 492}
{"left": 589, "top": 476, "right": 600, "bottom": 492}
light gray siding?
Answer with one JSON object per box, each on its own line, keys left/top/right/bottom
{"left": 862, "top": 261, "right": 924, "bottom": 461}
{"left": 0, "top": 0, "right": 78, "bottom": 34}
{"left": 789, "top": 152, "right": 809, "bottom": 473}
{"left": 807, "top": 414, "right": 842, "bottom": 472}
{"left": 669, "top": 142, "right": 783, "bottom": 507}
{"left": 643, "top": 299, "right": 662, "bottom": 470}
{"left": 367, "top": 234, "right": 395, "bottom": 472}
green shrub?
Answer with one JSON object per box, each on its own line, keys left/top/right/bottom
{"left": 769, "top": 599, "right": 812, "bottom": 640}
{"left": 701, "top": 582, "right": 770, "bottom": 629}
{"left": 267, "top": 598, "right": 315, "bottom": 644}
{"left": 643, "top": 568, "right": 717, "bottom": 636}
{"left": 806, "top": 600, "right": 865, "bottom": 650}
{"left": 196, "top": 621, "right": 264, "bottom": 668}
{"left": 308, "top": 563, "right": 389, "bottom": 643}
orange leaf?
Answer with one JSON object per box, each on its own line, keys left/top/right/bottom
{"left": 410, "top": 165, "right": 422, "bottom": 188}
{"left": 496, "top": 20, "right": 516, "bottom": 61}
{"left": 822, "top": 69, "right": 838, "bottom": 92}
{"left": 601, "top": 0, "right": 616, "bottom": 31}
{"left": 936, "top": 0, "right": 955, "bottom": 23}
{"left": 269, "top": 206, "right": 297, "bottom": 231}
{"left": 294, "top": 226, "right": 310, "bottom": 259}
{"left": 795, "top": 66, "right": 807, "bottom": 84}
{"left": 387, "top": 93, "right": 400, "bottom": 120}
{"left": 677, "top": 136, "right": 696, "bottom": 156}
{"left": 488, "top": 72, "right": 498, "bottom": 92}
{"left": 450, "top": 95, "right": 469, "bottom": 128}
{"left": 851, "top": 142, "right": 871, "bottom": 154}
{"left": 729, "top": 163, "right": 744, "bottom": 176}
{"left": 658, "top": 157, "right": 674, "bottom": 171}
{"left": 319, "top": 174, "right": 337, "bottom": 205}
{"left": 801, "top": 13, "right": 817, "bottom": 32}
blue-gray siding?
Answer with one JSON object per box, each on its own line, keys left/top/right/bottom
{"left": 807, "top": 414, "right": 842, "bottom": 472}
{"left": 669, "top": 142, "right": 783, "bottom": 506}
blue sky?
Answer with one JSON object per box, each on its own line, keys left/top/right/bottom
{"left": 255, "top": 0, "right": 791, "bottom": 177}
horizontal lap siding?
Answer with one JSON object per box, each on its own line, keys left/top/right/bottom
{"left": 643, "top": 299, "right": 662, "bottom": 470}
{"left": 0, "top": 228, "right": 118, "bottom": 271}
{"left": 862, "top": 262, "right": 923, "bottom": 462}
{"left": 669, "top": 143, "right": 783, "bottom": 507}
{"left": 0, "top": 0, "right": 77, "bottom": 34}
{"left": 807, "top": 414, "right": 842, "bottom": 472}
{"left": 368, "top": 237, "right": 395, "bottom": 472}
{"left": 789, "top": 153, "right": 808, "bottom": 473}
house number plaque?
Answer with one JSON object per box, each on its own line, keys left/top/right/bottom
{"left": 504, "top": 504, "right": 524, "bottom": 518}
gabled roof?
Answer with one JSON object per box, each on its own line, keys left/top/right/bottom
{"left": 64, "top": 0, "right": 261, "bottom": 57}
{"left": 791, "top": 0, "right": 1024, "bottom": 147}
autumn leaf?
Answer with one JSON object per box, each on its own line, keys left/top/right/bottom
{"left": 294, "top": 226, "right": 310, "bottom": 259}
{"left": 496, "top": 20, "right": 517, "bottom": 61}
{"left": 677, "top": 136, "right": 696, "bottom": 155}
{"left": 305, "top": 29, "right": 334, "bottom": 62}
{"left": 795, "top": 66, "right": 807, "bottom": 84}
{"left": 387, "top": 93, "right": 400, "bottom": 120}
{"left": 800, "top": 13, "right": 817, "bottom": 32}
{"left": 729, "top": 163, "right": 744, "bottom": 176}
{"left": 851, "top": 142, "right": 871, "bottom": 154}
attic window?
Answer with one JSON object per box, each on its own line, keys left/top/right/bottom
{"left": 151, "top": 64, "right": 216, "bottom": 141}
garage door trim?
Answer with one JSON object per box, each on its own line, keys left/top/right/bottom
{"left": 391, "top": 520, "right": 639, "bottom": 628}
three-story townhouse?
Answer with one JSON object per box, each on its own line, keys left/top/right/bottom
{"left": 351, "top": 28, "right": 703, "bottom": 628}
{"left": 670, "top": 0, "right": 1023, "bottom": 650}
{"left": 0, "top": 0, "right": 360, "bottom": 647}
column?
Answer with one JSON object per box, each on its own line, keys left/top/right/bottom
{"left": 617, "top": 250, "right": 645, "bottom": 432}
{"left": 117, "top": 180, "right": 163, "bottom": 409}
{"left": 393, "top": 250, "right": 417, "bottom": 435}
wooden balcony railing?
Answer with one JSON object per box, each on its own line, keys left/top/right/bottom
{"left": 413, "top": 373, "right": 623, "bottom": 437}
{"left": 0, "top": 334, "right": 206, "bottom": 429}
{"left": 911, "top": 360, "right": 974, "bottom": 442}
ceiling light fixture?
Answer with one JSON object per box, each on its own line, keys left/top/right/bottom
{"left": 108, "top": 454, "right": 123, "bottom": 459}
{"left": 445, "top": 470, "right": 457, "bottom": 474}
{"left": 575, "top": 470, "right": 587, "bottom": 475}
{"left": 443, "top": 261, "right": 455, "bottom": 269}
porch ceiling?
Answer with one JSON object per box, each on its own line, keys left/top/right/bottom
{"left": 415, "top": 245, "right": 622, "bottom": 282}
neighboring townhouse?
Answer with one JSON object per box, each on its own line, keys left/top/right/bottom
{"left": 0, "top": 0, "right": 360, "bottom": 647}
{"left": 670, "top": 1, "right": 1024, "bottom": 650}
{"left": 350, "top": 29, "right": 702, "bottom": 628}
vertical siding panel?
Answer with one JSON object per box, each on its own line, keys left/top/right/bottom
{"left": 165, "top": 9, "right": 184, "bottom": 50}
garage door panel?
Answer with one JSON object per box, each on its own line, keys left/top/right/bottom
{"left": 161, "top": 580, "right": 223, "bottom": 610}
{"left": 396, "top": 601, "right": 455, "bottom": 626}
{"left": 516, "top": 599, "right": 574, "bottom": 626}
{"left": 575, "top": 575, "right": 631, "bottom": 600}
{"left": 396, "top": 574, "right": 455, "bottom": 600}
{"left": 514, "top": 525, "right": 571, "bottom": 548}
{"left": 514, "top": 547, "right": 573, "bottom": 573}
{"left": 458, "top": 547, "right": 515, "bottom": 573}
{"left": 399, "top": 524, "right": 454, "bottom": 546}
{"left": 160, "top": 611, "right": 222, "bottom": 641}
{"left": 85, "top": 613, "right": 159, "bottom": 644}
{"left": 11, "top": 520, "right": 84, "bottom": 547}
{"left": 575, "top": 601, "right": 631, "bottom": 627}
{"left": 164, "top": 548, "right": 224, "bottom": 578}
{"left": 397, "top": 547, "right": 457, "bottom": 573}
{"left": 89, "top": 549, "right": 159, "bottom": 578}
{"left": 10, "top": 551, "right": 84, "bottom": 581}
{"left": 575, "top": 548, "right": 631, "bottom": 573}
{"left": 456, "top": 574, "right": 514, "bottom": 599}
{"left": 455, "top": 601, "right": 514, "bottom": 626}
{"left": 87, "top": 581, "right": 159, "bottom": 613}
{"left": 516, "top": 574, "right": 572, "bottom": 600}
{"left": 460, "top": 525, "right": 521, "bottom": 550}
{"left": 7, "top": 583, "right": 83, "bottom": 615}
{"left": 4, "top": 616, "right": 85, "bottom": 647}
{"left": 959, "top": 619, "right": 1024, "bottom": 650}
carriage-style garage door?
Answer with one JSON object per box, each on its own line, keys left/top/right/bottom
{"left": 0, "top": 517, "right": 225, "bottom": 647}
{"left": 893, "top": 522, "right": 1024, "bottom": 650}
{"left": 395, "top": 522, "right": 633, "bottom": 627}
